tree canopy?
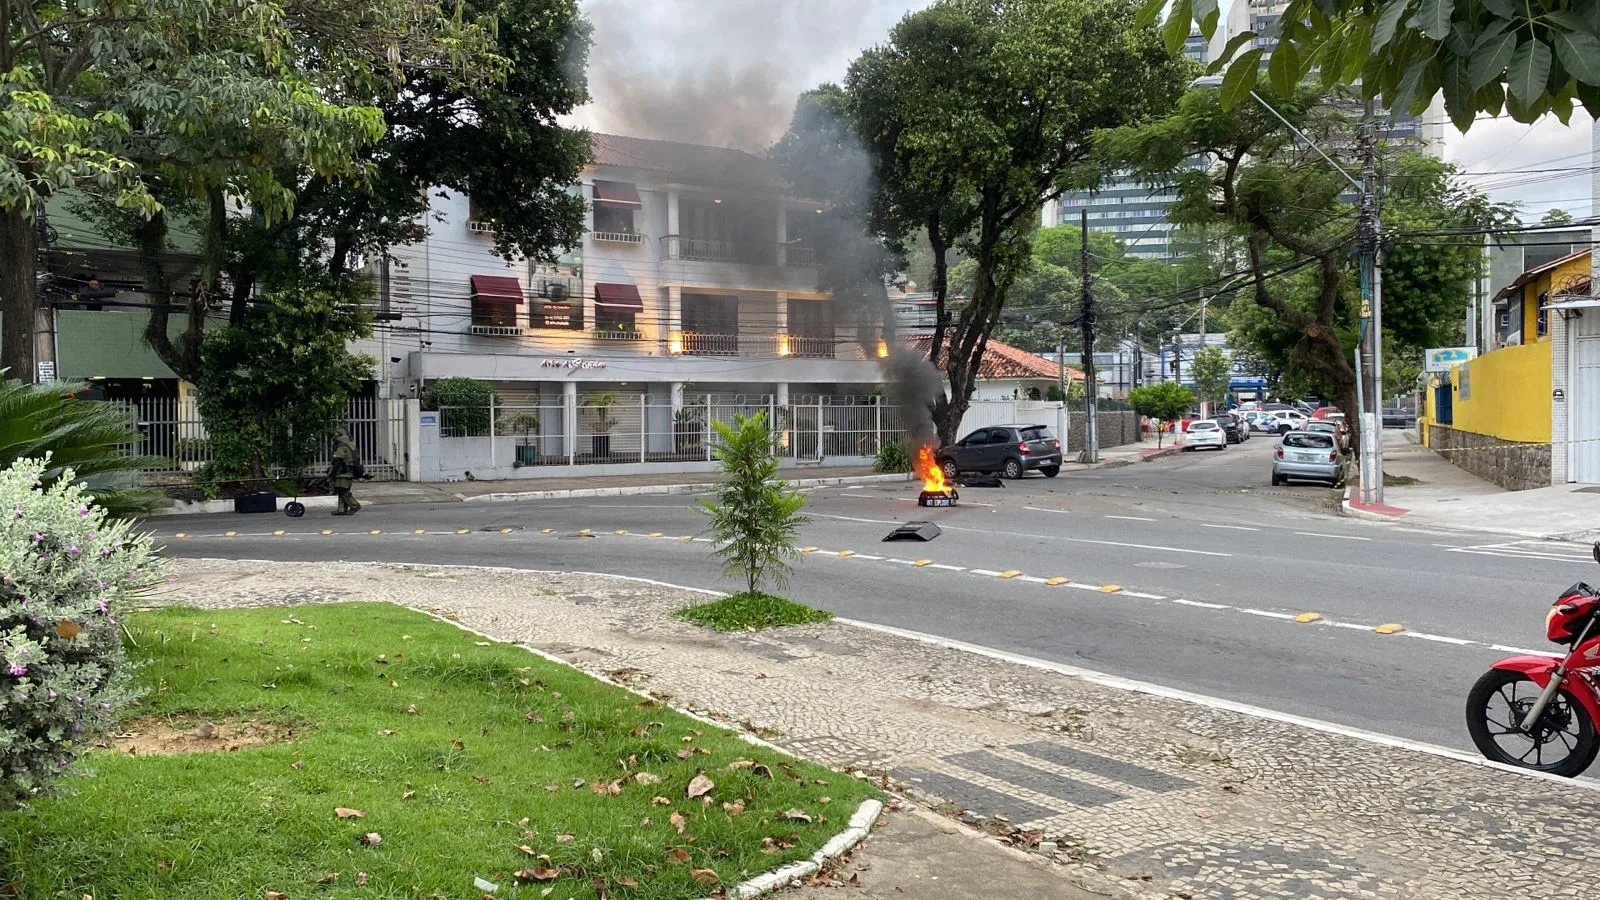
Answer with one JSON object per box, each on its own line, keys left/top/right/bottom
{"left": 1142, "top": 0, "right": 1600, "bottom": 129}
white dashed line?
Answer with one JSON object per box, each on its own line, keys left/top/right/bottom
{"left": 1294, "top": 531, "right": 1372, "bottom": 541}
{"left": 940, "top": 526, "right": 1234, "bottom": 558}
{"left": 852, "top": 554, "right": 885, "bottom": 561}
{"left": 1201, "top": 523, "right": 1260, "bottom": 531}
{"left": 930, "top": 564, "right": 966, "bottom": 572}
{"left": 1403, "top": 632, "right": 1477, "bottom": 646}
{"left": 1106, "top": 515, "right": 1157, "bottom": 522}
{"left": 1121, "top": 591, "right": 1167, "bottom": 600}
{"left": 1172, "top": 598, "right": 1230, "bottom": 610}
{"left": 970, "top": 568, "right": 1005, "bottom": 577}
{"left": 1015, "top": 575, "right": 1050, "bottom": 584}
{"left": 1238, "top": 608, "right": 1298, "bottom": 620}
{"left": 1023, "top": 506, "right": 1070, "bottom": 514}
{"left": 1490, "top": 644, "right": 1562, "bottom": 658}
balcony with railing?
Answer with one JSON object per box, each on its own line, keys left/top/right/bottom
{"left": 592, "top": 230, "right": 645, "bottom": 245}
{"left": 593, "top": 327, "right": 646, "bottom": 342}
{"left": 679, "top": 332, "right": 740, "bottom": 356}
{"left": 778, "top": 334, "right": 836, "bottom": 359}
{"left": 660, "top": 236, "right": 819, "bottom": 268}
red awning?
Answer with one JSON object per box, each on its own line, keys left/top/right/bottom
{"left": 593, "top": 180, "right": 642, "bottom": 206}
{"left": 594, "top": 282, "right": 644, "bottom": 312}
{"left": 470, "top": 274, "right": 524, "bottom": 304}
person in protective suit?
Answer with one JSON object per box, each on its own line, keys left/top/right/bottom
{"left": 329, "top": 430, "right": 363, "bottom": 516}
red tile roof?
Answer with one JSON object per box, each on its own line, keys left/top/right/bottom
{"left": 906, "top": 334, "right": 1085, "bottom": 381}
{"left": 589, "top": 133, "right": 786, "bottom": 190}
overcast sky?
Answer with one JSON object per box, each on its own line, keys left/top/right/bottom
{"left": 571, "top": 0, "right": 1595, "bottom": 223}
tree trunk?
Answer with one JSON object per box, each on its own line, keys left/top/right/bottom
{"left": 0, "top": 206, "right": 39, "bottom": 382}
{"left": 137, "top": 211, "right": 203, "bottom": 385}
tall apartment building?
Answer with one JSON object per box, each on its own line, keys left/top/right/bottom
{"left": 1042, "top": 31, "right": 1211, "bottom": 259}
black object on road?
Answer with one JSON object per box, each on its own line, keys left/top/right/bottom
{"left": 234, "top": 491, "right": 277, "bottom": 514}
{"left": 883, "top": 522, "right": 942, "bottom": 542}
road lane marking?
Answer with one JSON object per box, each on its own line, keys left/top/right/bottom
{"left": 1201, "top": 523, "right": 1260, "bottom": 531}
{"left": 1023, "top": 507, "right": 1070, "bottom": 514}
{"left": 913, "top": 559, "right": 932, "bottom": 567}
{"left": 999, "top": 569, "right": 1023, "bottom": 579}
{"left": 853, "top": 554, "right": 884, "bottom": 561}
{"left": 1016, "top": 575, "right": 1049, "bottom": 584}
{"left": 1122, "top": 591, "right": 1166, "bottom": 600}
{"left": 1238, "top": 609, "right": 1297, "bottom": 620}
{"left": 1106, "top": 515, "right": 1156, "bottom": 522}
{"left": 1374, "top": 623, "right": 1407, "bottom": 635}
{"left": 1294, "top": 612, "right": 1324, "bottom": 623}
{"left": 1294, "top": 531, "right": 1372, "bottom": 541}
{"left": 930, "top": 564, "right": 966, "bottom": 572}
{"left": 971, "top": 568, "right": 1005, "bottom": 577}
{"left": 1172, "top": 599, "right": 1229, "bottom": 610}
{"left": 939, "top": 526, "right": 1233, "bottom": 558}
{"left": 1046, "top": 577, "right": 1070, "bottom": 586}
{"left": 836, "top": 550, "right": 856, "bottom": 558}
{"left": 1403, "top": 632, "right": 1475, "bottom": 645}
{"left": 1490, "top": 644, "right": 1562, "bottom": 658}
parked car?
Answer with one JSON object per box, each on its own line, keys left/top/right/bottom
{"left": 936, "top": 424, "right": 1063, "bottom": 480}
{"left": 1270, "top": 409, "right": 1309, "bottom": 434}
{"left": 1245, "top": 411, "right": 1280, "bottom": 433}
{"left": 1183, "top": 420, "right": 1227, "bottom": 451}
{"left": 1271, "top": 430, "right": 1342, "bottom": 486}
{"left": 1218, "top": 416, "right": 1246, "bottom": 444}
{"left": 1310, "top": 406, "right": 1343, "bottom": 420}
{"left": 1382, "top": 407, "right": 1417, "bottom": 429}
{"left": 1301, "top": 419, "right": 1349, "bottom": 454}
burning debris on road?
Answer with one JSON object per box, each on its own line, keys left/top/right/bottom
{"left": 916, "top": 445, "right": 958, "bottom": 508}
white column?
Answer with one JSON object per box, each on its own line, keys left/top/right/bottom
{"left": 775, "top": 291, "right": 788, "bottom": 358}
{"left": 564, "top": 380, "right": 578, "bottom": 464}
{"left": 403, "top": 398, "right": 422, "bottom": 482}
{"left": 776, "top": 382, "right": 791, "bottom": 455}
{"left": 671, "top": 381, "right": 685, "bottom": 410}
{"left": 776, "top": 203, "right": 787, "bottom": 267}
{"left": 667, "top": 285, "right": 683, "bottom": 349}
{"left": 667, "top": 190, "right": 680, "bottom": 242}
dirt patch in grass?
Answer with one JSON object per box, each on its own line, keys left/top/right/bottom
{"left": 100, "top": 717, "right": 294, "bottom": 756}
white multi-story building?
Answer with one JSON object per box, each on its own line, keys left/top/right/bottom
{"left": 371, "top": 133, "right": 894, "bottom": 479}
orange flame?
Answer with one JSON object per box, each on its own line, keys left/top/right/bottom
{"left": 917, "top": 445, "right": 949, "bottom": 493}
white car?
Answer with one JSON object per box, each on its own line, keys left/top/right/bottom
{"left": 1183, "top": 420, "right": 1227, "bottom": 451}
{"left": 1270, "top": 410, "right": 1308, "bottom": 433}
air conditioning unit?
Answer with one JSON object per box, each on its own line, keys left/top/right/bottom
{"left": 468, "top": 221, "right": 494, "bottom": 233}
{"left": 541, "top": 281, "right": 569, "bottom": 301}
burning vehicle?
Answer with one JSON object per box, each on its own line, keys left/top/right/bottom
{"left": 916, "top": 445, "right": 959, "bottom": 507}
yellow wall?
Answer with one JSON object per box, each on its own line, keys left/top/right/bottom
{"left": 1517, "top": 254, "right": 1588, "bottom": 344}
{"left": 1449, "top": 340, "right": 1551, "bottom": 443}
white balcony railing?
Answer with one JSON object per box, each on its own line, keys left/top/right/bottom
{"left": 470, "top": 324, "right": 523, "bottom": 336}
{"left": 780, "top": 335, "right": 836, "bottom": 359}
{"left": 593, "top": 328, "right": 646, "bottom": 341}
{"left": 592, "top": 231, "right": 644, "bottom": 244}
{"left": 661, "top": 236, "right": 820, "bottom": 267}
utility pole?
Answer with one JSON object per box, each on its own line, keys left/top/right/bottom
{"left": 1356, "top": 100, "right": 1384, "bottom": 505}
{"left": 32, "top": 209, "right": 57, "bottom": 384}
{"left": 1078, "top": 209, "right": 1098, "bottom": 463}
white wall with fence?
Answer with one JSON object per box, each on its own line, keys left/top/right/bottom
{"left": 417, "top": 394, "right": 904, "bottom": 482}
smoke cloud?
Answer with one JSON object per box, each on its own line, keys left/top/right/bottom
{"left": 575, "top": 0, "right": 905, "bottom": 151}
{"left": 884, "top": 351, "right": 942, "bottom": 447}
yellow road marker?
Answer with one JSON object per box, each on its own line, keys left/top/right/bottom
{"left": 913, "top": 559, "right": 932, "bottom": 567}
{"left": 579, "top": 529, "right": 592, "bottom": 535}
{"left": 174, "top": 532, "right": 187, "bottom": 539}
{"left": 648, "top": 532, "right": 663, "bottom": 538}
{"left": 1374, "top": 623, "right": 1406, "bottom": 635}
{"left": 1000, "top": 570, "right": 1022, "bottom": 579}
{"left": 500, "top": 528, "right": 514, "bottom": 534}
{"left": 615, "top": 529, "right": 628, "bottom": 535}
{"left": 541, "top": 528, "right": 554, "bottom": 534}
{"left": 836, "top": 550, "right": 855, "bottom": 558}
{"left": 369, "top": 529, "right": 381, "bottom": 535}
{"left": 457, "top": 528, "right": 470, "bottom": 535}
{"left": 1099, "top": 584, "right": 1123, "bottom": 593}
{"left": 801, "top": 547, "right": 818, "bottom": 553}
{"left": 321, "top": 529, "right": 334, "bottom": 536}
{"left": 224, "top": 531, "right": 236, "bottom": 537}
{"left": 678, "top": 535, "right": 693, "bottom": 541}
{"left": 1046, "top": 577, "right": 1070, "bottom": 586}
{"left": 1294, "top": 612, "right": 1323, "bottom": 624}
{"left": 414, "top": 529, "right": 426, "bottom": 535}
{"left": 273, "top": 529, "right": 285, "bottom": 536}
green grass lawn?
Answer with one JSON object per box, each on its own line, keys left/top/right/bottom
{"left": 674, "top": 593, "right": 833, "bottom": 632}
{"left": 0, "top": 603, "right": 874, "bottom": 899}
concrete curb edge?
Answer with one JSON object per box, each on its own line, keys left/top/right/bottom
{"left": 712, "top": 798, "right": 884, "bottom": 900}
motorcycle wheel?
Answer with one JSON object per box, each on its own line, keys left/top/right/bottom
{"left": 1466, "top": 669, "right": 1599, "bottom": 777}
{"left": 284, "top": 501, "right": 306, "bottom": 518}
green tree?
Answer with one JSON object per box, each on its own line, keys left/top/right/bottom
{"left": 1127, "top": 381, "right": 1193, "bottom": 447}
{"left": 820, "top": 0, "right": 1190, "bottom": 445}
{"left": 1189, "top": 345, "right": 1233, "bottom": 410}
{"left": 423, "top": 378, "right": 500, "bottom": 437}
{"left": 194, "top": 287, "right": 374, "bottom": 482}
{"left": 0, "top": 377, "right": 164, "bottom": 517}
{"left": 1142, "top": 0, "right": 1600, "bottom": 129}
{"left": 1542, "top": 208, "right": 1575, "bottom": 226}
{"left": 0, "top": 0, "right": 495, "bottom": 383}
{"left": 698, "top": 412, "right": 809, "bottom": 597}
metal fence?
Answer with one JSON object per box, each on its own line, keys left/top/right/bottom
{"left": 113, "top": 395, "right": 408, "bottom": 482}
{"left": 428, "top": 395, "right": 905, "bottom": 471}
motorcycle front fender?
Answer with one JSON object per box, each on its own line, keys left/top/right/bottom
{"left": 1491, "top": 656, "right": 1600, "bottom": 729}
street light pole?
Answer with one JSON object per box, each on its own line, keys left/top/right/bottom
{"left": 1190, "top": 76, "right": 1384, "bottom": 501}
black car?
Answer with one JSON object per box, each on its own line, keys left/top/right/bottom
{"left": 1218, "top": 416, "right": 1246, "bottom": 444}
{"left": 936, "top": 424, "right": 1063, "bottom": 480}
{"left": 1382, "top": 407, "right": 1416, "bottom": 429}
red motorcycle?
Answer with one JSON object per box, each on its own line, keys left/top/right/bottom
{"left": 1467, "top": 542, "right": 1600, "bottom": 777}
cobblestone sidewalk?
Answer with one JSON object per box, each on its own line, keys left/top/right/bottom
{"left": 156, "top": 560, "right": 1600, "bottom": 900}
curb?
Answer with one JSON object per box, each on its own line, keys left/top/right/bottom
{"left": 150, "top": 473, "right": 914, "bottom": 516}
{"left": 712, "top": 798, "right": 883, "bottom": 899}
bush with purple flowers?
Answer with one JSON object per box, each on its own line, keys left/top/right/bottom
{"left": 2, "top": 457, "right": 161, "bottom": 810}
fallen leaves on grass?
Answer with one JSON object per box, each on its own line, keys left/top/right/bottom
{"left": 721, "top": 799, "right": 745, "bottom": 816}
{"left": 686, "top": 773, "right": 714, "bottom": 799}
{"left": 265, "top": 893, "right": 287, "bottom": 900}
{"left": 652, "top": 796, "right": 671, "bottom": 806}
{"left": 401, "top": 790, "right": 415, "bottom": 801}
{"left": 515, "top": 867, "right": 560, "bottom": 882}
{"left": 555, "top": 834, "right": 574, "bottom": 844}
{"left": 633, "top": 772, "right": 661, "bottom": 785}
{"left": 355, "top": 872, "right": 368, "bottom": 886}
{"left": 516, "top": 844, "right": 537, "bottom": 856}
{"left": 690, "top": 869, "right": 719, "bottom": 884}
{"left": 783, "top": 809, "right": 812, "bottom": 823}
{"left": 359, "top": 832, "right": 382, "bottom": 846}
{"left": 315, "top": 872, "right": 339, "bottom": 884}
{"left": 666, "top": 848, "right": 691, "bottom": 863}
{"left": 669, "top": 811, "right": 687, "bottom": 834}
{"left": 334, "top": 807, "right": 366, "bottom": 819}
{"left": 591, "top": 780, "right": 623, "bottom": 796}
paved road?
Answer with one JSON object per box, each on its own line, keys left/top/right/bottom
{"left": 153, "top": 436, "right": 1594, "bottom": 750}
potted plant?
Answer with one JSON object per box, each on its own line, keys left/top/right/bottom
{"left": 502, "top": 412, "right": 540, "bottom": 466}
{"left": 674, "top": 401, "right": 706, "bottom": 454}
{"left": 584, "top": 391, "right": 619, "bottom": 459}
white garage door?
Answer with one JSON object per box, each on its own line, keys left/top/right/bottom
{"left": 1572, "top": 314, "right": 1600, "bottom": 483}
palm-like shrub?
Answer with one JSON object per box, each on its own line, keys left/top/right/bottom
{"left": 0, "top": 378, "right": 164, "bottom": 518}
